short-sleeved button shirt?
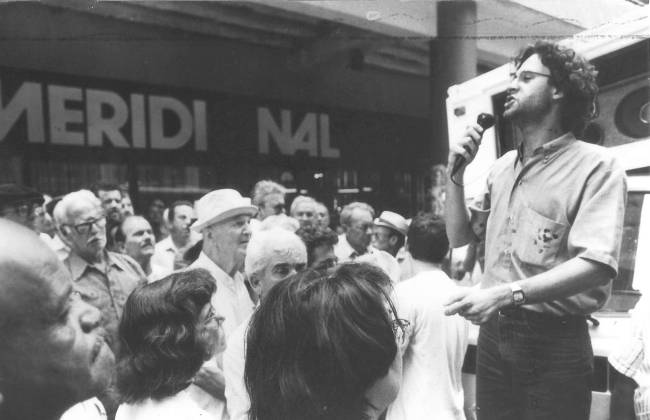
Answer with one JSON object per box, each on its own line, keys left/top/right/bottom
{"left": 65, "top": 250, "right": 147, "bottom": 351}
{"left": 471, "top": 132, "right": 627, "bottom": 315}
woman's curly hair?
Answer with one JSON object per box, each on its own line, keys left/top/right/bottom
{"left": 116, "top": 268, "right": 216, "bottom": 403}
{"left": 515, "top": 40, "right": 599, "bottom": 136}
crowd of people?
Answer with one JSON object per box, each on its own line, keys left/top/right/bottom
{"left": 0, "top": 174, "right": 471, "bottom": 420}
{"left": 0, "top": 40, "right": 643, "bottom": 420}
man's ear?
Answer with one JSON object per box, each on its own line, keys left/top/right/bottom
{"left": 389, "top": 235, "right": 399, "bottom": 247}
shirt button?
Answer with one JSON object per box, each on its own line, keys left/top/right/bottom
{"left": 519, "top": 180, "right": 523, "bottom": 186}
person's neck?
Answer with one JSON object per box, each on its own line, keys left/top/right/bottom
{"left": 517, "top": 113, "right": 564, "bottom": 159}
{"left": 81, "top": 250, "right": 105, "bottom": 266}
{"left": 171, "top": 232, "right": 190, "bottom": 250}
{"left": 203, "top": 244, "right": 240, "bottom": 277}
{"left": 136, "top": 255, "right": 152, "bottom": 275}
{"left": 411, "top": 259, "right": 442, "bottom": 275}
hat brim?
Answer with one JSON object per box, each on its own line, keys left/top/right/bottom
{"left": 373, "top": 218, "right": 407, "bottom": 237}
{"left": 191, "top": 205, "right": 258, "bottom": 232}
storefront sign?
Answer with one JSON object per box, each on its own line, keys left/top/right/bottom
{"left": 257, "top": 107, "right": 340, "bottom": 158}
{"left": 0, "top": 77, "right": 207, "bottom": 151}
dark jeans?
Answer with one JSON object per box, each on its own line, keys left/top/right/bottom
{"left": 476, "top": 308, "right": 593, "bottom": 420}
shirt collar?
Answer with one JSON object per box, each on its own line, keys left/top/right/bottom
{"left": 158, "top": 236, "right": 177, "bottom": 253}
{"left": 516, "top": 131, "right": 576, "bottom": 164}
{"left": 192, "top": 251, "right": 233, "bottom": 281}
{"left": 339, "top": 234, "right": 369, "bottom": 258}
{"left": 67, "top": 250, "right": 124, "bottom": 282}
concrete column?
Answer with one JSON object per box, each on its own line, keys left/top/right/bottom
{"left": 431, "top": 0, "right": 477, "bottom": 162}
{"left": 425, "top": 0, "right": 477, "bottom": 211}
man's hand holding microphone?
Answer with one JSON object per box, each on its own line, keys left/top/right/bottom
{"left": 447, "top": 113, "right": 495, "bottom": 184}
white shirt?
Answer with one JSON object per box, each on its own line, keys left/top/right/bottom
{"left": 186, "top": 252, "right": 255, "bottom": 420}
{"left": 150, "top": 236, "right": 181, "bottom": 277}
{"left": 334, "top": 234, "right": 401, "bottom": 282}
{"left": 610, "top": 297, "right": 650, "bottom": 420}
{"left": 60, "top": 398, "right": 106, "bottom": 420}
{"left": 151, "top": 233, "right": 200, "bottom": 277}
{"left": 386, "top": 266, "right": 469, "bottom": 420}
{"left": 116, "top": 390, "right": 209, "bottom": 420}
{"left": 41, "top": 232, "right": 70, "bottom": 261}
{"left": 223, "top": 314, "right": 252, "bottom": 420}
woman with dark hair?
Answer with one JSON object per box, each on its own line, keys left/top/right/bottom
{"left": 244, "top": 262, "right": 407, "bottom": 420}
{"left": 115, "top": 268, "right": 225, "bottom": 420}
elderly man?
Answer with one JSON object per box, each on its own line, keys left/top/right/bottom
{"left": 186, "top": 188, "right": 258, "bottom": 419}
{"left": 334, "top": 201, "right": 400, "bottom": 281}
{"left": 224, "top": 228, "right": 307, "bottom": 420}
{"left": 252, "top": 180, "right": 286, "bottom": 221}
{"left": 289, "top": 195, "right": 317, "bottom": 228}
{"left": 0, "top": 183, "right": 44, "bottom": 230}
{"left": 372, "top": 210, "right": 415, "bottom": 281}
{"left": 53, "top": 190, "right": 146, "bottom": 352}
{"left": 115, "top": 215, "right": 166, "bottom": 281}
{"left": 296, "top": 225, "right": 339, "bottom": 271}
{"left": 151, "top": 200, "right": 197, "bottom": 274}
{"left": 0, "top": 219, "right": 115, "bottom": 420}
{"left": 386, "top": 213, "right": 469, "bottom": 420}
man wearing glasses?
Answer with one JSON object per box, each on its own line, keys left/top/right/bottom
{"left": 444, "top": 41, "right": 626, "bottom": 419}
{"left": 53, "top": 189, "right": 147, "bottom": 354}
{"left": 0, "top": 183, "right": 44, "bottom": 230}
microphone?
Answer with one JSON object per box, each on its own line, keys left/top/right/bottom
{"left": 451, "top": 113, "right": 495, "bottom": 177}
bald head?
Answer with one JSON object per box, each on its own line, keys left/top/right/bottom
{"left": 0, "top": 220, "right": 114, "bottom": 420}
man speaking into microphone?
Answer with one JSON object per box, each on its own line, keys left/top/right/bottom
{"left": 443, "top": 40, "right": 627, "bottom": 420}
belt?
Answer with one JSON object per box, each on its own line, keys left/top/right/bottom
{"left": 499, "top": 307, "right": 587, "bottom": 328}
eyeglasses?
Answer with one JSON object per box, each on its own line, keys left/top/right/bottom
{"left": 204, "top": 305, "right": 225, "bottom": 327}
{"left": 272, "top": 262, "right": 307, "bottom": 278}
{"left": 67, "top": 216, "right": 106, "bottom": 235}
{"left": 509, "top": 70, "right": 552, "bottom": 83}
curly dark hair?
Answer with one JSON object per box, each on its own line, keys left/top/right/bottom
{"left": 407, "top": 212, "right": 449, "bottom": 264}
{"left": 116, "top": 268, "right": 216, "bottom": 403}
{"left": 295, "top": 225, "right": 339, "bottom": 266}
{"left": 245, "top": 263, "right": 401, "bottom": 420}
{"left": 515, "top": 40, "right": 598, "bottom": 136}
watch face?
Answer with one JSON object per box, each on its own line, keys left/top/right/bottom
{"left": 513, "top": 290, "right": 525, "bottom": 304}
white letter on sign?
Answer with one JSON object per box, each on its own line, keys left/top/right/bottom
{"left": 258, "top": 107, "right": 293, "bottom": 155}
{"left": 86, "top": 89, "right": 129, "bottom": 148}
{"left": 149, "top": 96, "right": 193, "bottom": 150}
{"left": 0, "top": 80, "right": 45, "bottom": 144}
{"left": 319, "top": 114, "right": 340, "bottom": 158}
{"left": 49, "top": 85, "right": 84, "bottom": 146}
{"left": 291, "top": 113, "right": 318, "bottom": 157}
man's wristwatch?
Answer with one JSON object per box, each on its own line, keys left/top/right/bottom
{"left": 509, "top": 282, "right": 526, "bottom": 306}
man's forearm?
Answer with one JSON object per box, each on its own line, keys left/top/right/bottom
{"left": 444, "top": 169, "right": 474, "bottom": 247}
{"left": 518, "top": 257, "right": 612, "bottom": 305}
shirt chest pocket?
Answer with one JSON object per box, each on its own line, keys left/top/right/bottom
{"left": 514, "top": 207, "right": 567, "bottom": 267}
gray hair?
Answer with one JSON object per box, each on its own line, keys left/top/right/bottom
{"left": 53, "top": 189, "right": 101, "bottom": 227}
{"left": 339, "top": 202, "right": 375, "bottom": 228}
{"left": 252, "top": 180, "right": 286, "bottom": 207}
{"left": 245, "top": 228, "right": 307, "bottom": 277}
{"left": 289, "top": 195, "right": 317, "bottom": 216}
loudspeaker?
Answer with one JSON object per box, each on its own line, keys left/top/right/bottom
{"left": 583, "top": 74, "right": 650, "bottom": 146}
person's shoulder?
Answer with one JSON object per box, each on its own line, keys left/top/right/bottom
{"left": 396, "top": 270, "right": 455, "bottom": 298}
{"left": 108, "top": 252, "right": 146, "bottom": 277}
{"left": 572, "top": 140, "right": 625, "bottom": 172}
